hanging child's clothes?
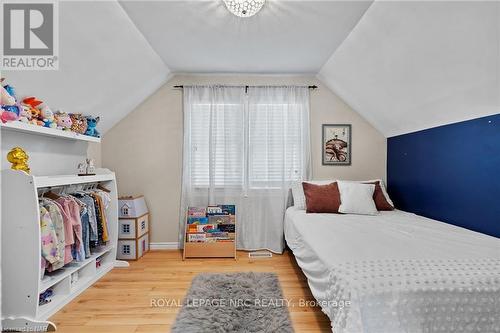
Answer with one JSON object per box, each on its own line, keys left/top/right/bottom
{"left": 41, "top": 199, "right": 66, "bottom": 271}
{"left": 67, "top": 196, "right": 85, "bottom": 261}
{"left": 56, "top": 196, "right": 85, "bottom": 263}
{"left": 39, "top": 206, "right": 59, "bottom": 265}
{"left": 70, "top": 195, "right": 91, "bottom": 258}
{"left": 90, "top": 193, "right": 107, "bottom": 244}
{"left": 80, "top": 194, "right": 98, "bottom": 243}
{"left": 72, "top": 193, "right": 97, "bottom": 253}
{"left": 95, "top": 190, "right": 111, "bottom": 232}
{"left": 93, "top": 193, "right": 109, "bottom": 242}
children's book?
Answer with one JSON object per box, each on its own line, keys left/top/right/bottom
{"left": 188, "top": 207, "right": 206, "bottom": 217}
{"left": 206, "top": 206, "right": 223, "bottom": 215}
{"left": 208, "top": 215, "right": 232, "bottom": 225}
{"left": 219, "top": 205, "right": 236, "bottom": 215}
{"left": 188, "top": 233, "right": 206, "bottom": 242}
{"left": 217, "top": 224, "right": 235, "bottom": 233}
{"left": 187, "top": 217, "right": 209, "bottom": 225}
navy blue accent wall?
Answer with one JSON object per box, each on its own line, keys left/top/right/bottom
{"left": 387, "top": 114, "right": 500, "bottom": 238}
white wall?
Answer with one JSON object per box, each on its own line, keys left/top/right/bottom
{"left": 319, "top": 1, "right": 500, "bottom": 137}
{"left": 1, "top": 130, "right": 101, "bottom": 176}
{"left": 102, "top": 74, "right": 387, "bottom": 244}
{"left": 2, "top": 0, "right": 170, "bottom": 134}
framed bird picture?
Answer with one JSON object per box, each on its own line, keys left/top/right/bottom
{"left": 322, "top": 124, "right": 351, "bottom": 165}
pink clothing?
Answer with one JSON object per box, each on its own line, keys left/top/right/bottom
{"left": 56, "top": 197, "right": 83, "bottom": 264}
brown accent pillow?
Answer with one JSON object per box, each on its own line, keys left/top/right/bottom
{"left": 302, "top": 182, "right": 341, "bottom": 213}
{"left": 365, "top": 181, "right": 394, "bottom": 211}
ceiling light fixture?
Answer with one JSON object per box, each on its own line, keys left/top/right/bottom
{"left": 223, "top": 0, "right": 265, "bottom": 18}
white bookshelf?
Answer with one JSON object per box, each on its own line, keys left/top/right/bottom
{"left": 1, "top": 168, "right": 128, "bottom": 331}
{"left": 1, "top": 121, "right": 101, "bottom": 143}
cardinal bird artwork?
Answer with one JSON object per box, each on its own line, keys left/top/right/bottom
{"left": 322, "top": 124, "right": 351, "bottom": 165}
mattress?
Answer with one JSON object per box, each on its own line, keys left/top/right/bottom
{"left": 284, "top": 207, "right": 500, "bottom": 333}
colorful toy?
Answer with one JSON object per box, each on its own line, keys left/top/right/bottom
{"left": 3, "top": 84, "right": 16, "bottom": 99}
{"left": 19, "top": 104, "right": 33, "bottom": 123}
{"left": 1, "top": 108, "right": 19, "bottom": 123}
{"left": 70, "top": 113, "right": 87, "bottom": 134}
{"left": 7, "top": 147, "right": 30, "bottom": 174}
{"left": 1, "top": 80, "right": 19, "bottom": 123}
{"left": 40, "top": 105, "right": 56, "bottom": 128}
{"left": 54, "top": 111, "right": 72, "bottom": 130}
{"left": 85, "top": 116, "right": 100, "bottom": 137}
{"left": 1, "top": 85, "right": 15, "bottom": 106}
{"left": 22, "top": 97, "right": 44, "bottom": 126}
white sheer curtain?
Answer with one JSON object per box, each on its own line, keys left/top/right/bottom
{"left": 180, "top": 85, "right": 311, "bottom": 253}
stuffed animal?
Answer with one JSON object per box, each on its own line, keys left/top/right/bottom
{"left": 54, "top": 111, "right": 72, "bottom": 130}
{"left": 3, "top": 84, "right": 16, "bottom": 99}
{"left": 1, "top": 105, "right": 20, "bottom": 123}
{"left": 70, "top": 113, "right": 87, "bottom": 134}
{"left": 1, "top": 82, "right": 18, "bottom": 123}
{"left": 22, "top": 97, "right": 44, "bottom": 126}
{"left": 85, "top": 116, "right": 100, "bottom": 137}
{"left": 40, "top": 105, "right": 57, "bottom": 128}
{"left": 19, "top": 104, "right": 33, "bottom": 123}
{"left": 1, "top": 85, "right": 15, "bottom": 106}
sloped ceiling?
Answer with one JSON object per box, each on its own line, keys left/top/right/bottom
{"left": 119, "top": 1, "right": 372, "bottom": 73}
{"left": 3, "top": 1, "right": 498, "bottom": 137}
{"left": 2, "top": 1, "right": 170, "bottom": 133}
{"left": 319, "top": 1, "right": 500, "bottom": 137}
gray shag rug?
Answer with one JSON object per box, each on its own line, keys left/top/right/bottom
{"left": 172, "top": 272, "right": 294, "bottom": 333}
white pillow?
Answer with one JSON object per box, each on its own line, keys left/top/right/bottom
{"left": 291, "top": 180, "right": 336, "bottom": 210}
{"left": 339, "top": 179, "right": 394, "bottom": 208}
{"left": 337, "top": 181, "right": 378, "bottom": 215}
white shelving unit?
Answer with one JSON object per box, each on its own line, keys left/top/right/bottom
{"left": 1, "top": 168, "right": 128, "bottom": 331}
{"left": 1, "top": 121, "right": 101, "bottom": 143}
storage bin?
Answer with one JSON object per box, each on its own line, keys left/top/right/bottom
{"left": 118, "top": 195, "right": 148, "bottom": 218}
{"left": 117, "top": 233, "right": 149, "bottom": 261}
{"left": 118, "top": 214, "right": 149, "bottom": 239}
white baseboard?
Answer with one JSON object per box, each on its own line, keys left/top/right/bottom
{"left": 150, "top": 242, "right": 180, "bottom": 250}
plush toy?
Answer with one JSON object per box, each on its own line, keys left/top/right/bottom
{"left": 1, "top": 106, "right": 19, "bottom": 123}
{"left": 54, "top": 111, "right": 72, "bottom": 130}
{"left": 70, "top": 113, "right": 87, "bottom": 134}
{"left": 19, "top": 104, "right": 33, "bottom": 123}
{"left": 85, "top": 116, "right": 100, "bottom": 137}
{"left": 1, "top": 85, "right": 15, "bottom": 106}
{"left": 3, "top": 84, "right": 16, "bottom": 99}
{"left": 22, "top": 97, "right": 44, "bottom": 126}
{"left": 1, "top": 82, "right": 18, "bottom": 123}
{"left": 40, "top": 105, "right": 57, "bottom": 128}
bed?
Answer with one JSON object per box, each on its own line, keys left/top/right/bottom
{"left": 284, "top": 207, "right": 500, "bottom": 333}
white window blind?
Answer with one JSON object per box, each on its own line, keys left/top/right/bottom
{"left": 248, "top": 103, "right": 305, "bottom": 187}
{"left": 190, "top": 103, "right": 245, "bottom": 187}
{"left": 188, "top": 86, "right": 309, "bottom": 188}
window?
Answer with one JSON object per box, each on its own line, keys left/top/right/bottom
{"left": 248, "top": 103, "right": 305, "bottom": 187}
{"left": 187, "top": 86, "right": 309, "bottom": 189}
{"left": 190, "top": 103, "right": 244, "bottom": 187}
{"left": 122, "top": 244, "right": 131, "bottom": 255}
{"left": 122, "top": 224, "right": 130, "bottom": 234}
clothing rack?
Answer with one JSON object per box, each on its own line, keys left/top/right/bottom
{"left": 1, "top": 169, "right": 128, "bottom": 332}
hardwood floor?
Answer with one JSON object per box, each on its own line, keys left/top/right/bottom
{"left": 50, "top": 250, "right": 331, "bottom": 332}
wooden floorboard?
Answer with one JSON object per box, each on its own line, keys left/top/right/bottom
{"left": 50, "top": 250, "right": 332, "bottom": 332}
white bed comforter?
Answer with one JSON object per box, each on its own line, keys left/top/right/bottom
{"left": 284, "top": 207, "right": 500, "bottom": 333}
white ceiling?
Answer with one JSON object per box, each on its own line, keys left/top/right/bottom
{"left": 3, "top": 1, "right": 498, "bottom": 137}
{"left": 3, "top": 1, "right": 170, "bottom": 133}
{"left": 319, "top": 1, "right": 500, "bottom": 137}
{"left": 119, "top": 0, "right": 372, "bottom": 74}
